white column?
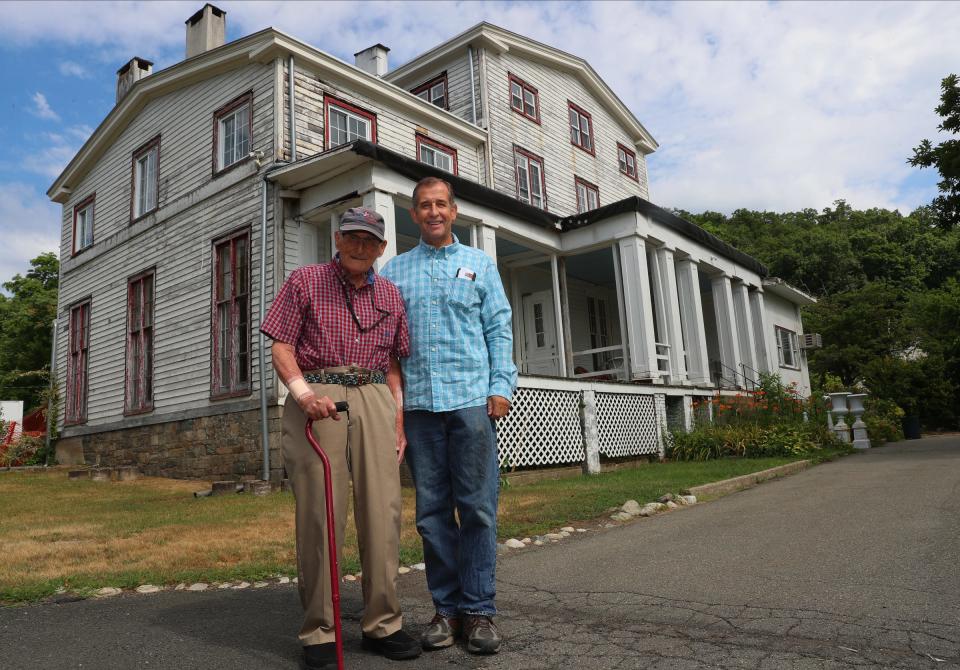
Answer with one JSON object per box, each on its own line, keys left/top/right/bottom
{"left": 363, "top": 189, "right": 396, "bottom": 270}
{"left": 478, "top": 223, "right": 497, "bottom": 262}
{"left": 749, "top": 289, "right": 772, "bottom": 373}
{"left": 550, "top": 254, "right": 568, "bottom": 377}
{"left": 654, "top": 246, "right": 687, "bottom": 383}
{"left": 617, "top": 236, "right": 658, "bottom": 380}
{"left": 675, "top": 259, "right": 710, "bottom": 385}
{"left": 509, "top": 267, "right": 524, "bottom": 373}
{"left": 611, "top": 244, "right": 631, "bottom": 380}
{"left": 732, "top": 281, "right": 757, "bottom": 383}
{"left": 711, "top": 274, "right": 742, "bottom": 387}
{"left": 581, "top": 389, "right": 600, "bottom": 474}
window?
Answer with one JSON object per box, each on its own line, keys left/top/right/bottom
{"left": 212, "top": 230, "right": 251, "bottom": 397}
{"left": 568, "top": 102, "right": 594, "bottom": 154}
{"left": 776, "top": 326, "right": 800, "bottom": 369}
{"left": 575, "top": 177, "right": 600, "bottom": 213}
{"left": 508, "top": 73, "right": 539, "bottom": 123}
{"left": 214, "top": 92, "right": 252, "bottom": 173}
{"left": 132, "top": 136, "right": 160, "bottom": 220}
{"left": 514, "top": 147, "right": 546, "bottom": 210}
{"left": 416, "top": 134, "right": 458, "bottom": 174}
{"left": 587, "top": 297, "right": 610, "bottom": 370}
{"left": 324, "top": 95, "right": 377, "bottom": 149}
{"left": 617, "top": 143, "right": 638, "bottom": 181}
{"left": 65, "top": 300, "right": 90, "bottom": 425}
{"left": 125, "top": 271, "right": 154, "bottom": 414}
{"left": 72, "top": 194, "right": 95, "bottom": 255}
{"left": 412, "top": 73, "right": 447, "bottom": 109}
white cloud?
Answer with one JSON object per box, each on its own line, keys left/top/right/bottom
{"left": 30, "top": 92, "right": 60, "bottom": 121}
{"left": 58, "top": 60, "right": 90, "bottom": 78}
{"left": 21, "top": 127, "right": 89, "bottom": 179}
{"left": 0, "top": 183, "right": 60, "bottom": 287}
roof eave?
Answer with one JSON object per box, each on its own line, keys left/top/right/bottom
{"left": 762, "top": 278, "right": 817, "bottom": 305}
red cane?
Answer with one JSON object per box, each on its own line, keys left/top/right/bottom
{"left": 304, "top": 400, "right": 350, "bottom": 670}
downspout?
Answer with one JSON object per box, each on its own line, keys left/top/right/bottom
{"left": 477, "top": 48, "right": 494, "bottom": 188}
{"left": 44, "top": 318, "right": 57, "bottom": 466}
{"left": 259, "top": 173, "right": 271, "bottom": 481}
{"left": 467, "top": 45, "right": 478, "bottom": 125}
{"left": 288, "top": 55, "right": 297, "bottom": 161}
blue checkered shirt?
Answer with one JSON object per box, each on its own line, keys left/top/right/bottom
{"left": 382, "top": 236, "right": 517, "bottom": 411}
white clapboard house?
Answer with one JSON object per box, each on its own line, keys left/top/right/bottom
{"left": 49, "top": 5, "right": 816, "bottom": 480}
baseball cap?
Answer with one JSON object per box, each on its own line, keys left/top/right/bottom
{"left": 339, "top": 207, "right": 385, "bottom": 240}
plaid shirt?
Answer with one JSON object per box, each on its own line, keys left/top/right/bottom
{"left": 381, "top": 236, "right": 517, "bottom": 411}
{"left": 261, "top": 256, "right": 410, "bottom": 372}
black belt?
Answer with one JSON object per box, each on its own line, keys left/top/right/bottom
{"left": 304, "top": 370, "right": 385, "bottom": 385}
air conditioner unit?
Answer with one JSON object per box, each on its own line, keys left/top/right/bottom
{"left": 800, "top": 333, "right": 822, "bottom": 349}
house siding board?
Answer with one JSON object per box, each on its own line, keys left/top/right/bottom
{"left": 387, "top": 50, "right": 479, "bottom": 125}
{"left": 288, "top": 64, "right": 481, "bottom": 183}
{"left": 763, "top": 292, "right": 810, "bottom": 395}
{"left": 484, "top": 51, "right": 648, "bottom": 216}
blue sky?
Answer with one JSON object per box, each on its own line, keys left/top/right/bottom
{"left": 1, "top": 1, "right": 957, "bottom": 286}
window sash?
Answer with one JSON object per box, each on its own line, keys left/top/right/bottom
{"left": 618, "top": 145, "right": 638, "bottom": 178}
{"left": 126, "top": 274, "right": 154, "bottom": 412}
{"left": 218, "top": 105, "right": 250, "bottom": 170}
{"left": 213, "top": 233, "right": 251, "bottom": 394}
{"left": 576, "top": 180, "right": 599, "bottom": 213}
{"left": 75, "top": 204, "right": 93, "bottom": 251}
{"left": 569, "top": 106, "right": 592, "bottom": 151}
{"left": 134, "top": 147, "right": 158, "bottom": 217}
{"left": 515, "top": 151, "right": 545, "bottom": 209}
{"left": 419, "top": 144, "right": 452, "bottom": 172}
{"left": 776, "top": 327, "right": 798, "bottom": 368}
{"left": 66, "top": 302, "right": 90, "bottom": 423}
{"left": 328, "top": 104, "right": 372, "bottom": 148}
{"left": 509, "top": 75, "right": 539, "bottom": 121}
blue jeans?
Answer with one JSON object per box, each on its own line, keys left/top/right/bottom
{"left": 404, "top": 405, "right": 499, "bottom": 617}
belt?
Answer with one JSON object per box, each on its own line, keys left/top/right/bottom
{"left": 303, "top": 369, "right": 386, "bottom": 385}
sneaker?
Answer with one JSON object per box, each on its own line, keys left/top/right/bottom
{"left": 421, "top": 613, "right": 461, "bottom": 650}
{"left": 303, "top": 642, "right": 337, "bottom": 670}
{"left": 361, "top": 629, "right": 422, "bottom": 660}
{"left": 463, "top": 615, "right": 502, "bottom": 654}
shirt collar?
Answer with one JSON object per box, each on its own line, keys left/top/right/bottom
{"left": 418, "top": 233, "right": 461, "bottom": 257}
{"left": 332, "top": 253, "right": 376, "bottom": 286}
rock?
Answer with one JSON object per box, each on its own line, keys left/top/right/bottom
{"left": 96, "top": 587, "right": 122, "bottom": 598}
{"left": 610, "top": 511, "right": 633, "bottom": 522}
{"left": 559, "top": 531, "right": 571, "bottom": 538}
{"left": 658, "top": 493, "right": 675, "bottom": 504}
{"left": 218, "top": 582, "right": 232, "bottom": 589}
{"left": 411, "top": 563, "right": 426, "bottom": 571}
{"left": 521, "top": 537, "right": 532, "bottom": 544}
{"left": 533, "top": 540, "right": 544, "bottom": 546}
{"left": 605, "top": 506, "right": 618, "bottom": 513}
{"left": 115, "top": 466, "right": 139, "bottom": 482}
{"left": 621, "top": 500, "right": 642, "bottom": 516}
{"left": 398, "top": 566, "right": 411, "bottom": 574}
{"left": 253, "top": 581, "right": 269, "bottom": 588}
{"left": 544, "top": 532, "right": 565, "bottom": 541}
{"left": 187, "top": 583, "right": 208, "bottom": 591}
{"left": 174, "top": 583, "right": 186, "bottom": 591}
{"left": 135, "top": 585, "right": 160, "bottom": 594}
{"left": 90, "top": 468, "right": 113, "bottom": 482}
{"left": 211, "top": 480, "right": 238, "bottom": 496}
{"left": 576, "top": 528, "right": 587, "bottom": 533}
{"left": 343, "top": 574, "right": 357, "bottom": 582}
{"left": 244, "top": 480, "right": 272, "bottom": 496}
{"left": 292, "top": 577, "right": 298, "bottom": 584}
{"left": 666, "top": 501, "right": 679, "bottom": 509}
{"left": 601, "top": 522, "right": 614, "bottom": 528}
{"left": 638, "top": 503, "right": 660, "bottom": 517}
{"left": 277, "top": 576, "right": 291, "bottom": 584}
{"left": 680, "top": 495, "right": 697, "bottom": 505}
{"left": 561, "top": 527, "right": 575, "bottom": 533}
{"left": 504, "top": 538, "right": 525, "bottom": 549}
{"left": 232, "top": 581, "right": 250, "bottom": 589}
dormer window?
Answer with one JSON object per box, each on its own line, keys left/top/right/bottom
{"left": 215, "top": 92, "right": 252, "bottom": 173}
{"left": 325, "top": 95, "right": 377, "bottom": 148}
{"left": 508, "top": 73, "right": 539, "bottom": 123}
{"left": 412, "top": 73, "right": 447, "bottom": 109}
{"left": 132, "top": 136, "right": 160, "bottom": 221}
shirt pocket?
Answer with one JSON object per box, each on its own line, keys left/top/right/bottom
{"left": 448, "top": 278, "right": 479, "bottom": 312}
{"left": 375, "top": 316, "right": 396, "bottom": 351}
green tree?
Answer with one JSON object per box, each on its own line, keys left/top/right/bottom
{"left": 909, "top": 74, "right": 960, "bottom": 230}
{"left": 0, "top": 253, "right": 59, "bottom": 410}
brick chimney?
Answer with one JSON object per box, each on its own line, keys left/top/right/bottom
{"left": 116, "top": 57, "right": 153, "bottom": 103}
{"left": 185, "top": 3, "right": 226, "bottom": 59}
{"left": 354, "top": 44, "right": 390, "bottom": 77}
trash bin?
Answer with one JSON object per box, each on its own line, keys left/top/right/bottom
{"left": 902, "top": 415, "right": 922, "bottom": 440}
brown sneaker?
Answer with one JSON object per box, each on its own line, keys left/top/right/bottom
{"left": 463, "top": 615, "right": 502, "bottom": 654}
{"left": 421, "top": 613, "right": 461, "bottom": 650}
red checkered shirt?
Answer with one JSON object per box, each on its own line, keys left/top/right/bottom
{"left": 261, "top": 257, "right": 410, "bottom": 373}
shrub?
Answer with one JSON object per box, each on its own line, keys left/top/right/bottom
{"left": 0, "top": 435, "right": 47, "bottom": 467}
{"left": 668, "top": 420, "right": 842, "bottom": 462}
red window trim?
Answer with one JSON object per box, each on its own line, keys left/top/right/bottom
{"left": 124, "top": 268, "right": 156, "bottom": 416}
{"left": 411, "top": 72, "right": 449, "bottom": 110}
{"left": 323, "top": 94, "right": 378, "bottom": 150}
{"left": 568, "top": 101, "right": 595, "bottom": 156}
{"left": 71, "top": 193, "right": 95, "bottom": 257}
{"left": 513, "top": 145, "right": 548, "bottom": 211}
{"left": 212, "top": 90, "right": 254, "bottom": 177}
{"left": 210, "top": 227, "right": 252, "bottom": 400}
{"left": 507, "top": 73, "right": 540, "bottom": 124}
{"left": 574, "top": 176, "right": 600, "bottom": 213}
{"left": 129, "top": 135, "right": 161, "bottom": 224}
{"left": 65, "top": 298, "right": 91, "bottom": 426}
{"left": 617, "top": 142, "right": 639, "bottom": 181}
{"left": 415, "top": 134, "right": 459, "bottom": 175}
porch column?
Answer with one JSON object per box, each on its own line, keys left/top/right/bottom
{"left": 363, "top": 189, "right": 396, "bottom": 269}
{"left": 675, "top": 259, "right": 711, "bottom": 385}
{"left": 550, "top": 254, "right": 568, "bottom": 377}
{"left": 611, "top": 244, "right": 631, "bottom": 379}
{"left": 508, "top": 267, "right": 524, "bottom": 372}
{"left": 732, "top": 281, "right": 758, "bottom": 383}
{"left": 617, "top": 236, "right": 658, "bottom": 380}
{"left": 653, "top": 246, "right": 687, "bottom": 383}
{"left": 711, "top": 274, "right": 742, "bottom": 387}
{"left": 749, "top": 288, "right": 772, "bottom": 373}
{"left": 557, "top": 256, "right": 575, "bottom": 375}
{"left": 477, "top": 223, "right": 497, "bottom": 262}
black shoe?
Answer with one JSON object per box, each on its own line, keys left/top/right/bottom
{"left": 303, "top": 642, "right": 337, "bottom": 670}
{"left": 361, "top": 629, "right": 422, "bottom": 660}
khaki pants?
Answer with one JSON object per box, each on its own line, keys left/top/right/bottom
{"left": 281, "top": 380, "right": 402, "bottom": 646}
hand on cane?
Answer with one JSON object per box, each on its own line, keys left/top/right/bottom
{"left": 297, "top": 391, "right": 342, "bottom": 421}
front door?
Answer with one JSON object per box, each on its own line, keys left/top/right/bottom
{"left": 521, "top": 290, "right": 560, "bottom": 376}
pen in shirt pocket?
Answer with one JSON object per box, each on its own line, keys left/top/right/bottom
{"left": 455, "top": 267, "right": 476, "bottom": 281}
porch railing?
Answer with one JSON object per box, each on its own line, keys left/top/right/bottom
{"left": 571, "top": 344, "right": 626, "bottom": 381}
{"left": 655, "top": 342, "right": 671, "bottom": 377}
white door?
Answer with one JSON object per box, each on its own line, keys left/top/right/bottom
{"left": 521, "top": 290, "right": 559, "bottom": 376}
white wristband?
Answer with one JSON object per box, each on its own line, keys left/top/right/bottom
{"left": 286, "top": 377, "right": 313, "bottom": 402}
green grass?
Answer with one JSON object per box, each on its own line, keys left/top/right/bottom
{"left": 1, "top": 454, "right": 825, "bottom": 604}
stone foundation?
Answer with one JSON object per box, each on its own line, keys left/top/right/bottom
{"left": 55, "top": 407, "right": 285, "bottom": 482}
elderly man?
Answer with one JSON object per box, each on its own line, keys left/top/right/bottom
{"left": 382, "top": 177, "right": 517, "bottom": 655}
{"left": 261, "top": 207, "right": 420, "bottom": 670}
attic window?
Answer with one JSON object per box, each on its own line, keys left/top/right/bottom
{"left": 72, "top": 194, "right": 95, "bottom": 255}
{"left": 412, "top": 73, "right": 448, "bottom": 109}
{"left": 416, "top": 134, "right": 458, "bottom": 174}
{"left": 508, "top": 73, "right": 539, "bottom": 123}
